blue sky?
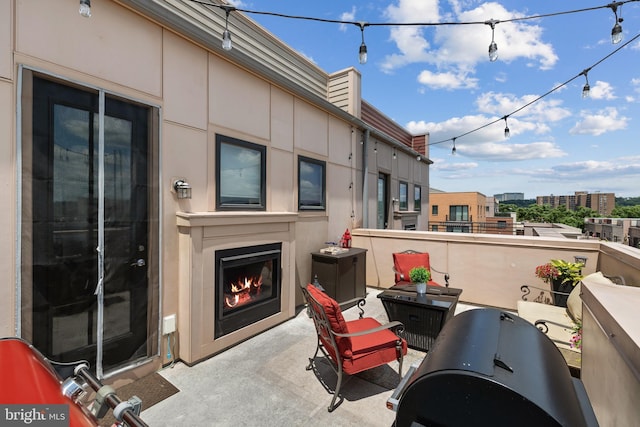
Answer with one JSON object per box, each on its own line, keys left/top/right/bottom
{"left": 231, "top": 1, "right": 640, "bottom": 199}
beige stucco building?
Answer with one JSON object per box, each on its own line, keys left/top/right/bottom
{"left": 0, "top": 0, "right": 435, "bottom": 380}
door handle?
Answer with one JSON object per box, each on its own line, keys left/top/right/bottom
{"left": 131, "top": 259, "right": 146, "bottom": 267}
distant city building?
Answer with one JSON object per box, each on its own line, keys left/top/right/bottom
{"left": 494, "top": 192, "right": 524, "bottom": 202}
{"left": 584, "top": 218, "right": 640, "bottom": 247}
{"left": 536, "top": 191, "right": 615, "bottom": 216}
{"left": 429, "top": 191, "right": 513, "bottom": 235}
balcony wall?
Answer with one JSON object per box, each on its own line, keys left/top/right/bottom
{"left": 351, "top": 229, "right": 608, "bottom": 310}
{"left": 352, "top": 228, "right": 640, "bottom": 425}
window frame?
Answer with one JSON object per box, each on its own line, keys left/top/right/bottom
{"left": 432, "top": 205, "right": 438, "bottom": 215}
{"left": 449, "top": 205, "right": 469, "bottom": 221}
{"left": 298, "top": 155, "right": 326, "bottom": 211}
{"left": 399, "top": 181, "right": 408, "bottom": 211}
{"left": 215, "top": 134, "right": 266, "bottom": 211}
{"left": 414, "top": 185, "right": 421, "bottom": 212}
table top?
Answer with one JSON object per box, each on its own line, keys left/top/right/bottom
{"left": 388, "top": 284, "right": 463, "bottom": 297}
{"left": 378, "top": 288, "right": 461, "bottom": 310}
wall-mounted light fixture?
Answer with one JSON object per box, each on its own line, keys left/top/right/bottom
{"left": 173, "top": 179, "right": 192, "bottom": 199}
{"left": 574, "top": 256, "right": 588, "bottom": 267}
{"left": 79, "top": 0, "right": 91, "bottom": 17}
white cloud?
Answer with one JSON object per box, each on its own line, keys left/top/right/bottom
{"left": 339, "top": 7, "right": 356, "bottom": 32}
{"left": 381, "top": 1, "right": 557, "bottom": 72}
{"left": 454, "top": 141, "right": 567, "bottom": 161}
{"left": 475, "top": 92, "right": 571, "bottom": 123}
{"left": 569, "top": 107, "right": 629, "bottom": 136}
{"left": 588, "top": 81, "right": 616, "bottom": 100}
{"left": 417, "top": 70, "right": 478, "bottom": 90}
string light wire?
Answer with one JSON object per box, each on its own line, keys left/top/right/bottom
{"left": 429, "top": 30, "right": 640, "bottom": 148}
{"left": 186, "top": 0, "right": 640, "bottom": 147}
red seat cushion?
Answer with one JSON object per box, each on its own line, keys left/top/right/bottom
{"left": 306, "top": 284, "right": 352, "bottom": 357}
{"left": 341, "top": 317, "right": 407, "bottom": 375}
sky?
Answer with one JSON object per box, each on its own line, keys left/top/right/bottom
{"left": 229, "top": 1, "right": 640, "bottom": 199}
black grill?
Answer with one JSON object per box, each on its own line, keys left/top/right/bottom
{"left": 392, "top": 308, "right": 598, "bottom": 427}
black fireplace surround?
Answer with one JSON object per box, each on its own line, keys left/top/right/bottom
{"left": 214, "top": 243, "right": 282, "bottom": 339}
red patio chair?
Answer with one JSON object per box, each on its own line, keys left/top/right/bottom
{"left": 392, "top": 250, "right": 450, "bottom": 287}
{"left": 301, "top": 283, "right": 407, "bottom": 412}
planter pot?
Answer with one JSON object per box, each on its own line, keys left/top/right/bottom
{"left": 551, "top": 278, "right": 574, "bottom": 307}
{"left": 416, "top": 282, "right": 427, "bottom": 294}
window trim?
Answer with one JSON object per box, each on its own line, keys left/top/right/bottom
{"left": 298, "top": 155, "right": 326, "bottom": 211}
{"left": 215, "top": 134, "right": 266, "bottom": 211}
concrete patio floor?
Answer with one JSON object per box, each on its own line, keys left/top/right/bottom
{"left": 141, "top": 288, "right": 471, "bottom": 426}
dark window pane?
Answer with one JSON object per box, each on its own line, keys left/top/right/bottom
{"left": 216, "top": 135, "right": 266, "bottom": 210}
{"left": 298, "top": 156, "right": 325, "bottom": 210}
{"left": 399, "top": 181, "right": 408, "bottom": 211}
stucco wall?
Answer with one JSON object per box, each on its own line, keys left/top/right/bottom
{"left": 3, "top": 0, "right": 376, "bottom": 367}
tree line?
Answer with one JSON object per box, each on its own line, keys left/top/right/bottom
{"left": 498, "top": 198, "right": 640, "bottom": 230}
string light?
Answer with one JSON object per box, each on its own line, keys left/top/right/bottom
{"left": 392, "top": 149, "right": 397, "bottom": 159}
{"left": 79, "top": 0, "right": 91, "bottom": 17}
{"left": 221, "top": 5, "right": 235, "bottom": 51}
{"left": 374, "top": 141, "right": 377, "bottom": 153}
{"left": 581, "top": 68, "right": 591, "bottom": 98}
{"left": 358, "top": 22, "right": 369, "bottom": 64}
{"left": 503, "top": 116, "right": 510, "bottom": 138}
{"left": 609, "top": 2, "right": 624, "bottom": 44}
{"left": 190, "top": 0, "right": 639, "bottom": 64}
{"left": 428, "top": 31, "right": 639, "bottom": 149}
{"left": 451, "top": 138, "right": 457, "bottom": 155}
{"left": 183, "top": 0, "right": 640, "bottom": 148}
{"left": 485, "top": 19, "right": 499, "bottom": 62}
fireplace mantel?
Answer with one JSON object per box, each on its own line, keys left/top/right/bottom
{"left": 175, "top": 211, "right": 297, "bottom": 364}
{"left": 177, "top": 211, "right": 298, "bottom": 228}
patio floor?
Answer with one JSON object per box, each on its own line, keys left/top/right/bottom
{"left": 140, "top": 288, "right": 474, "bottom": 426}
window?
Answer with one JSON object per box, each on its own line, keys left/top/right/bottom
{"left": 216, "top": 134, "right": 266, "bottom": 210}
{"left": 449, "top": 205, "right": 469, "bottom": 221}
{"left": 432, "top": 205, "right": 438, "bottom": 215}
{"left": 399, "top": 181, "right": 408, "bottom": 211}
{"left": 498, "top": 220, "right": 507, "bottom": 229}
{"left": 298, "top": 156, "right": 326, "bottom": 211}
{"left": 414, "top": 185, "right": 421, "bottom": 211}
{"left": 431, "top": 225, "right": 438, "bottom": 231}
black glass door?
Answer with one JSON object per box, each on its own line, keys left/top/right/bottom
{"left": 30, "top": 77, "right": 150, "bottom": 372}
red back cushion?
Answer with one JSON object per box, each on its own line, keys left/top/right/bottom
{"left": 393, "top": 252, "right": 431, "bottom": 283}
{"left": 305, "top": 284, "right": 352, "bottom": 357}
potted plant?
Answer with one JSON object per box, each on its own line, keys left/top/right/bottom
{"left": 535, "top": 259, "right": 584, "bottom": 307}
{"left": 409, "top": 266, "right": 431, "bottom": 294}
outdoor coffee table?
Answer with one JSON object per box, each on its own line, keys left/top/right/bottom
{"left": 377, "top": 286, "right": 463, "bottom": 352}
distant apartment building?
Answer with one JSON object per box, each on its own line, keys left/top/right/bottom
{"left": 537, "top": 191, "right": 615, "bottom": 216}
{"left": 494, "top": 192, "right": 524, "bottom": 202}
{"left": 584, "top": 218, "right": 640, "bottom": 247}
{"left": 429, "top": 190, "right": 513, "bottom": 235}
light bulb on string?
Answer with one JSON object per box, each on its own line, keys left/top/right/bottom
{"left": 610, "top": 2, "right": 624, "bottom": 44}
{"left": 503, "top": 116, "right": 510, "bottom": 139}
{"left": 581, "top": 68, "right": 591, "bottom": 98}
{"left": 358, "top": 22, "right": 369, "bottom": 64}
{"left": 451, "top": 138, "right": 457, "bottom": 155}
{"left": 79, "top": 0, "right": 91, "bottom": 17}
{"left": 221, "top": 6, "right": 235, "bottom": 51}
{"left": 485, "top": 19, "right": 499, "bottom": 62}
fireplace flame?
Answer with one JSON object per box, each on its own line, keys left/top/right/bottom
{"left": 224, "top": 275, "right": 263, "bottom": 308}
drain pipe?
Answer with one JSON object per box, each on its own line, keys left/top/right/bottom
{"left": 362, "top": 128, "right": 370, "bottom": 228}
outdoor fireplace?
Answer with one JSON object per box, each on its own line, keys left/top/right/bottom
{"left": 215, "top": 243, "right": 282, "bottom": 339}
